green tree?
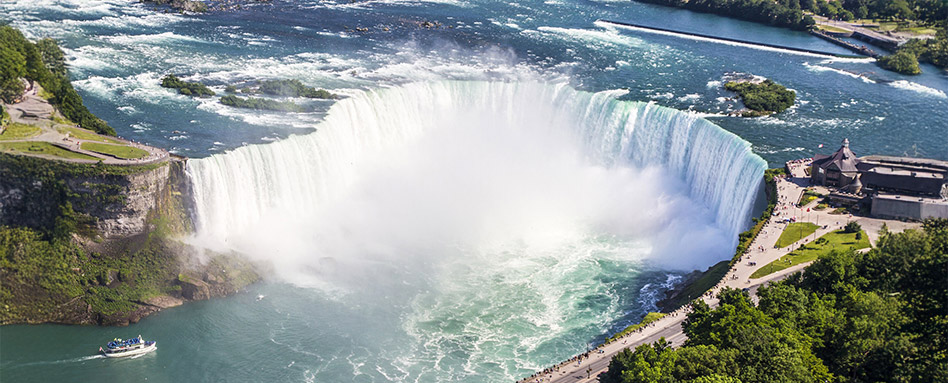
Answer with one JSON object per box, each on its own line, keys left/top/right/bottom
{"left": 884, "top": 0, "right": 916, "bottom": 19}
{"left": 878, "top": 51, "right": 923, "bottom": 75}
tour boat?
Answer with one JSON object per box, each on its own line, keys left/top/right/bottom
{"left": 99, "top": 335, "right": 156, "bottom": 358}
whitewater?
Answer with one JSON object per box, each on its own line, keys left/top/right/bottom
{"left": 188, "top": 81, "right": 764, "bottom": 269}
{"left": 181, "top": 81, "right": 765, "bottom": 380}
{"left": 4, "top": 0, "right": 945, "bottom": 382}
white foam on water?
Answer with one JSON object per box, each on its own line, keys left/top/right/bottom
{"left": 532, "top": 25, "right": 649, "bottom": 50}
{"left": 803, "top": 62, "right": 876, "bottom": 84}
{"left": 888, "top": 80, "right": 948, "bottom": 99}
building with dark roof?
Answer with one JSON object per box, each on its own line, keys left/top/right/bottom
{"left": 809, "top": 139, "right": 948, "bottom": 220}
{"left": 810, "top": 139, "right": 861, "bottom": 188}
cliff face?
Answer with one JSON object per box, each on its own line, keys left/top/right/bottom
{"left": 0, "top": 157, "right": 181, "bottom": 238}
{"left": 0, "top": 154, "right": 258, "bottom": 326}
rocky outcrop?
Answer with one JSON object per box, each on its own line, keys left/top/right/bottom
{"left": 144, "top": 0, "right": 209, "bottom": 13}
{"left": 0, "top": 154, "right": 260, "bottom": 326}
{"left": 0, "top": 156, "right": 188, "bottom": 239}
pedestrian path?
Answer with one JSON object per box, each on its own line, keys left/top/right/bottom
{"left": 1, "top": 84, "right": 169, "bottom": 165}
{"left": 522, "top": 162, "right": 919, "bottom": 383}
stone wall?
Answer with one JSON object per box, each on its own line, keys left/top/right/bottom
{"left": 871, "top": 195, "right": 948, "bottom": 220}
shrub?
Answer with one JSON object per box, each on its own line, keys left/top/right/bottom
{"left": 878, "top": 51, "right": 922, "bottom": 75}
{"left": 256, "top": 79, "right": 338, "bottom": 99}
{"left": 219, "top": 95, "right": 304, "bottom": 112}
{"left": 844, "top": 221, "right": 862, "bottom": 233}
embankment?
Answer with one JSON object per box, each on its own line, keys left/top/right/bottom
{"left": 599, "top": 20, "right": 865, "bottom": 59}
{"left": 655, "top": 167, "right": 783, "bottom": 312}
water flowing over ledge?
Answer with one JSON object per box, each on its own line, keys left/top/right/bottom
{"left": 187, "top": 81, "right": 766, "bottom": 252}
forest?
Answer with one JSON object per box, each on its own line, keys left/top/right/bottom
{"left": 0, "top": 25, "right": 114, "bottom": 136}
{"left": 602, "top": 219, "right": 947, "bottom": 383}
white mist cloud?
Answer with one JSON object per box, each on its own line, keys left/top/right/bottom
{"left": 194, "top": 83, "right": 733, "bottom": 289}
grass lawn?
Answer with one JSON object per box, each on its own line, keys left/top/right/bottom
{"left": 751, "top": 229, "right": 871, "bottom": 279}
{"left": 818, "top": 24, "right": 851, "bottom": 33}
{"left": 0, "top": 141, "right": 99, "bottom": 161}
{"left": 60, "top": 126, "right": 121, "bottom": 144}
{"left": 81, "top": 142, "right": 149, "bottom": 159}
{"left": 0, "top": 123, "right": 41, "bottom": 141}
{"left": 775, "top": 222, "right": 820, "bottom": 248}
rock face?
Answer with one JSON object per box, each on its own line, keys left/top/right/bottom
{"left": 73, "top": 163, "right": 171, "bottom": 238}
{"left": 0, "top": 157, "right": 188, "bottom": 239}
{"left": 0, "top": 154, "right": 259, "bottom": 326}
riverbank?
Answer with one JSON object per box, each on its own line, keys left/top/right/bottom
{"left": 598, "top": 20, "right": 861, "bottom": 58}
{"left": 519, "top": 161, "right": 921, "bottom": 383}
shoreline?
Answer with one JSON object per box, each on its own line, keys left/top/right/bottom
{"left": 519, "top": 159, "right": 922, "bottom": 383}
{"left": 598, "top": 20, "right": 866, "bottom": 59}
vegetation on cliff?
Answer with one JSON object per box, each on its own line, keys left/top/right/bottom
{"left": 160, "top": 74, "right": 215, "bottom": 97}
{"left": 634, "top": 0, "right": 946, "bottom": 30}
{"left": 657, "top": 168, "right": 783, "bottom": 312}
{"left": 0, "top": 26, "right": 115, "bottom": 136}
{"left": 0, "top": 154, "right": 258, "bottom": 325}
{"left": 725, "top": 80, "right": 795, "bottom": 116}
{"left": 220, "top": 94, "right": 304, "bottom": 112}
{"left": 603, "top": 218, "right": 947, "bottom": 383}
{"left": 634, "top": 0, "right": 815, "bottom": 31}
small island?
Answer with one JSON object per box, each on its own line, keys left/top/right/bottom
{"left": 160, "top": 74, "right": 215, "bottom": 97}
{"left": 219, "top": 94, "right": 304, "bottom": 112}
{"left": 230, "top": 79, "right": 339, "bottom": 100}
{"left": 142, "top": 0, "right": 208, "bottom": 13}
{"left": 725, "top": 79, "right": 796, "bottom": 117}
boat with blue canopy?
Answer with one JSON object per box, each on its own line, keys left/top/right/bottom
{"left": 99, "top": 335, "right": 156, "bottom": 358}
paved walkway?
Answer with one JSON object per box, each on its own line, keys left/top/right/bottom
{"left": 812, "top": 16, "right": 907, "bottom": 47}
{"left": 1, "top": 83, "right": 168, "bottom": 165}
{"left": 521, "top": 161, "right": 920, "bottom": 383}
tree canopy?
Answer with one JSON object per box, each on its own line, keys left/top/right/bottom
{"left": 603, "top": 218, "right": 948, "bottom": 383}
{"left": 0, "top": 26, "right": 114, "bottom": 135}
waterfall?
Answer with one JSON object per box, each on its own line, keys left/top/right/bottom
{"left": 187, "top": 81, "right": 766, "bottom": 253}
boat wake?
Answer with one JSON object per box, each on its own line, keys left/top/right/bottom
{"left": 7, "top": 354, "right": 106, "bottom": 369}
